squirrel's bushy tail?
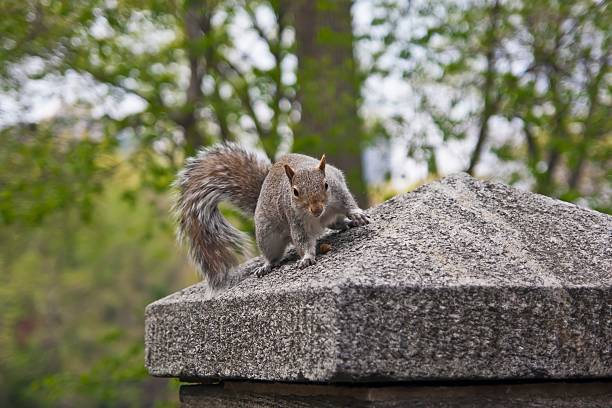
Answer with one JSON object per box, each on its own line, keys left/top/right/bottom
{"left": 174, "top": 143, "right": 271, "bottom": 290}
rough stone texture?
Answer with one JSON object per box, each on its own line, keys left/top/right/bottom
{"left": 145, "top": 173, "right": 612, "bottom": 382}
{"left": 179, "top": 381, "right": 612, "bottom": 408}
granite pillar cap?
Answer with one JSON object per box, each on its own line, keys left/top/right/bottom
{"left": 145, "top": 173, "right": 612, "bottom": 382}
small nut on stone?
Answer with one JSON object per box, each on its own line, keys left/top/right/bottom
{"left": 319, "top": 243, "right": 332, "bottom": 254}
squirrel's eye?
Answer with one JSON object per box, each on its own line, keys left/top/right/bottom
{"left": 324, "top": 182, "right": 329, "bottom": 190}
{"left": 293, "top": 187, "right": 299, "bottom": 197}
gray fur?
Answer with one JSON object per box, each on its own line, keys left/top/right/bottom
{"left": 254, "top": 153, "right": 369, "bottom": 277}
{"left": 175, "top": 146, "right": 369, "bottom": 291}
{"left": 173, "top": 143, "right": 271, "bottom": 291}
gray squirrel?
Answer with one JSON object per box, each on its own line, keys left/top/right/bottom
{"left": 174, "top": 143, "right": 370, "bottom": 290}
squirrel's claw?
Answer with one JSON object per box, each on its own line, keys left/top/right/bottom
{"left": 298, "top": 256, "right": 316, "bottom": 269}
{"left": 255, "top": 263, "right": 272, "bottom": 278}
{"left": 348, "top": 210, "right": 370, "bottom": 227}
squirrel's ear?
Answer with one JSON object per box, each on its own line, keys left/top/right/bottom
{"left": 284, "top": 164, "right": 295, "bottom": 182}
{"left": 318, "top": 154, "right": 326, "bottom": 173}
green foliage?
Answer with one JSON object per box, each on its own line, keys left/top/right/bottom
{"left": 381, "top": 0, "right": 611, "bottom": 211}
{"left": 0, "top": 124, "right": 115, "bottom": 225}
{"left": 1, "top": 0, "right": 298, "bottom": 202}
{"left": 0, "top": 174, "right": 194, "bottom": 406}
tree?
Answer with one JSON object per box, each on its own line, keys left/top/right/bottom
{"left": 504, "top": 0, "right": 610, "bottom": 205}
{"left": 289, "top": 0, "right": 369, "bottom": 207}
{"left": 369, "top": 0, "right": 610, "bottom": 212}
{"left": 0, "top": 0, "right": 305, "bottom": 224}
{"left": 1, "top": 0, "right": 375, "bottom": 223}
{"left": 0, "top": 171, "right": 191, "bottom": 406}
{"left": 0, "top": 3, "right": 373, "bottom": 404}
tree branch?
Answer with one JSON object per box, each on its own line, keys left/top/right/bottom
{"left": 467, "top": 0, "right": 501, "bottom": 175}
{"left": 244, "top": 2, "right": 289, "bottom": 158}
{"left": 568, "top": 55, "right": 608, "bottom": 190}
{"left": 216, "top": 57, "right": 269, "bottom": 153}
{"left": 179, "top": 4, "right": 209, "bottom": 153}
{"left": 522, "top": 121, "right": 538, "bottom": 164}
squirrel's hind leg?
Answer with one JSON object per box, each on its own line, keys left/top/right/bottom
{"left": 255, "top": 231, "right": 288, "bottom": 278}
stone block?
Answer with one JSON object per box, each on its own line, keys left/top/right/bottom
{"left": 145, "top": 173, "right": 612, "bottom": 382}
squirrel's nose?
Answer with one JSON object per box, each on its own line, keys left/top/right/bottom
{"left": 310, "top": 207, "right": 323, "bottom": 217}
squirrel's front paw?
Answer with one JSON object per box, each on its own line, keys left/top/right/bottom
{"left": 298, "top": 256, "right": 316, "bottom": 269}
{"left": 255, "top": 264, "right": 272, "bottom": 277}
{"left": 348, "top": 209, "right": 370, "bottom": 227}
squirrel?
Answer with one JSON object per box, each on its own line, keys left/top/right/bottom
{"left": 174, "top": 142, "right": 370, "bottom": 290}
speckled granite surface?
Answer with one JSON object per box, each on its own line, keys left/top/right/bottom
{"left": 145, "top": 173, "right": 612, "bottom": 382}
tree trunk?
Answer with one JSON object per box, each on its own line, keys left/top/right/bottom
{"left": 289, "top": 0, "right": 368, "bottom": 207}
{"left": 467, "top": 0, "right": 501, "bottom": 175}
{"left": 568, "top": 57, "right": 608, "bottom": 191}
{"left": 180, "top": 3, "right": 209, "bottom": 156}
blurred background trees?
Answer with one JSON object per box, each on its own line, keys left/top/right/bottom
{"left": 359, "top": 0, "right": 610, "bottom": 210}
{"left": 0, "top": 0, "right": 609, "bottom": 406}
